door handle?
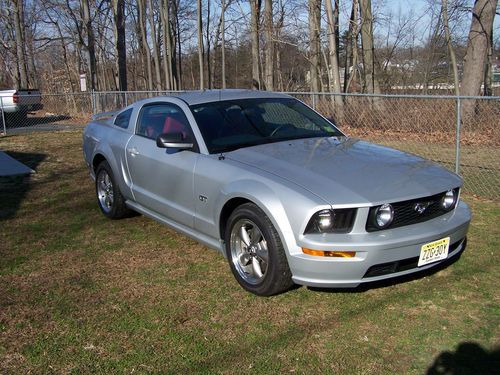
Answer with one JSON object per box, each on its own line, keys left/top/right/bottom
{"left": 128, "top": 147, "right": 140, "bottom": 157}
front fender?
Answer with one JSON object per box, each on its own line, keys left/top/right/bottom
{"left": 215, "top": 179, "right": 327, "bottom": 258}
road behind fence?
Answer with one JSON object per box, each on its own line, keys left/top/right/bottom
{"left": 1, "top": 91, "right": 498, "bottom": 200}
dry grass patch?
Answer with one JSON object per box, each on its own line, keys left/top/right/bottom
{"left": 0, "top": 130, "right": 498, "bottom": 374}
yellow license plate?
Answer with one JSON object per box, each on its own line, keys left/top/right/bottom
{"left": 418, "top": 237, "right": 450, "bottom": 267}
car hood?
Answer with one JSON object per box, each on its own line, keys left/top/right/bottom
{"left": 225, "top": 137, "right": 462, "bottom": 206}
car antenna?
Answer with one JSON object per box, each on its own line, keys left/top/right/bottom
{"left": 218, "top": 152, "right": 225, "bottom": 160}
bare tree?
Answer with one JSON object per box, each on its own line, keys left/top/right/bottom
{"left": 483, "top": 26, "right": 493, "bottom": 96}
{"left": 441, "top": 0, "right": 459, "bottom": 95}
{"left": 160, "top": 0, "right": 173, "bottom": 90}
{"left": 146, "top": 0, "right": 162, "bottom": 90}
{"left": 111, "top": 0, "right": 127, "bottom": 91}
{"left": 205, "top": 0, "right": 212, "bottom": 88}
{"left": 137, "top": 0, "right": 153, "bottom": 90}
{"left": 359, "top": 0, "right": 380, "bottom": 94}
{"left": 344, "top": 0, "right": 360, "bottom": 92}
{"left": 325, "top": 0, "right": 342, "bottom": 105}
{"left": 250, "top": 0, "right": 262, "bottom": 89}
{"left": 461, "top": 0, "right": 497, "bottom": 97}
{"left": 197, "top": 0, "right": 204, "bottom": 89}
{"left": 80, "top": 0, "right": 97, "bottom": 90}
{"left": 263, "top": 0, "right": 274, "bottom": 91}
{"left": 12, "top": 0, "right": 28, "bottom": 88}
{"left": 221, "top": 0, "right": 226, "bottom": 88}
{"left": 308, "top": 0, "right": 321, "bottom": 92}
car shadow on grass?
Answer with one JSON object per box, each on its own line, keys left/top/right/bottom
{"left": 307, "top": 245, "right": 466, "bottom": 294}
{"left": 0, "top": 151, "right": 46, "bottom": 221}
{"left": 5, "top": 114, "right": 72, "bottom": 127}
{"left": 426, "top": 342, "right": 500, "bottom": 375}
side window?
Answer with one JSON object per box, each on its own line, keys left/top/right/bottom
{"left": 114, "top": 108, "right": 132, "bottom": 129}
{"left": 137, "top": 103, "right": 193, "bottom": 141}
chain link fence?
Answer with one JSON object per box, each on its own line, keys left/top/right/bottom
{"left": 1, "top": 90, "right": 498, "bottom": 200}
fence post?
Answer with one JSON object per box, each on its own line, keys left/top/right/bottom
{"left": 124, "top": 91, "right": 128, "bottom": 107}
{"left": 91, "top": 90, "right": 96, "bottom": 115}
{"left": 455, "top": 97, "right": 461, "bottom": 175}
{"left": 312, "top": 93, "right": 317, "bottom": 110}
{"left": 0, "top": 97, "right": 6, "bottom": 136}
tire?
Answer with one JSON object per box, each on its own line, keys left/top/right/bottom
{"left": 225, "top": 203, "right": 293, "bottom": 296}
{"left": 95, "top": 160, "right": 130, "bottom": 219}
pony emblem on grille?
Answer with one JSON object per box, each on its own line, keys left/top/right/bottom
{"left": 414, "top": 202, "right": 431, "bottom": 214}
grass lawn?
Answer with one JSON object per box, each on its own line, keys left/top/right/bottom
{"left": 1, "top": 130, "right": 499, "bottom": 374}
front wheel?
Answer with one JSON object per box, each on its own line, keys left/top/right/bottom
{"left": 95, "top": 161, "right": 130, "bottom": 219}
{"left": 225, "top": 203, "right": 293, "bottom": 296}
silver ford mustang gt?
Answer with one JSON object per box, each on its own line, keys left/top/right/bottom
{"left": 83, "top": 90, "right": 471, "bottom": 296}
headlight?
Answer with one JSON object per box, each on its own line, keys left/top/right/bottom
{"left": 441, "top": 189, "right": 458, "bottom": 210}
{"left": 375, "top": 203, "right": 394, "bottom": 228}
{"left": 304, "top": 208, "right": 357, "bottom": 234}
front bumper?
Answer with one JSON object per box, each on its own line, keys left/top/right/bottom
{"left": 288, "top": 200, "right": 471, "bottom": 288}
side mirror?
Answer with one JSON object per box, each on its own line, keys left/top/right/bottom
{"left": 156, "top": 132, "right": 193, "bottom": 150}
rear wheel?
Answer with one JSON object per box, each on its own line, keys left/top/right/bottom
{"left": 225, "top": 203, "right": 293, "bottom": 296}
{"left": 95, "top": 161, "right": 130, "bottom": 219}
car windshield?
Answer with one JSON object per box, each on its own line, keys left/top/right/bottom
{"left": 189, "top": 98, "right": 343, "bottom": 153}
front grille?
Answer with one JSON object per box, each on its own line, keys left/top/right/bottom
{"left": 363, "top": 238, "right": 465, "bottom": 278}
{"left": 366, "top": 188, "right": 459, "bottom": 232}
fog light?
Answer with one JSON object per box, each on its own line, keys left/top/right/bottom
{"left": 302, "top": 248, "right": 356, "bottom": 258}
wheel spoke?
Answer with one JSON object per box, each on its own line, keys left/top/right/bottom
{"left": 239, "top": 226, "right": 251, "bottom": 247}
{"left": 238, "top": 252, "right": 251, "bottom": 266}
{"left": 230, "top": 218, "right": 269, "bottom": 285}
{"left": 251, "top": 257, "right": 263, "bottom": 278}
{"left": 249, "top": 227, "right": 262, "bottom": 244}
{"left": 99, "top": 179, "right": 107, "bottom": 191}
{"left": 255, "top": 246, "right": 268, "bottom": 263}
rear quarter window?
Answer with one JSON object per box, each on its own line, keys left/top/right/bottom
{"left": 114, "top": 108, "right": 133, "bottom": 129}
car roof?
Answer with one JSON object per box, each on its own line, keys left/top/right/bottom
{"left": 142, "top": 89, "right": 293, "bottom": 106}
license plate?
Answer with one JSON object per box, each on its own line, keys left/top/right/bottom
{"left": 418, "top": 237, "right": 450, "bottom": 267}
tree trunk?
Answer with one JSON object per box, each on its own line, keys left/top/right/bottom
{"left": 461, "top": 0, "right": 497, "bottom": 98}
{"left": 422, "top": 10, "right": 441, "bottom": 94}
{"left": 325, "top": 0, "right": 342, "bottom": 108}
{"left": 13, "top": 0, "right": 29, "bottom": 88}
{"left": 197, "top": 0, "right": 204, "bottom": 89}
{"left": 359, "top": 0, "right": 380, "bottom": 94}
{"left": 221, "top": 0, "right": 226, "bottom": 89}
{"left": 137, "top": 0, "right": 153, "bottom": 90}
{"left": 112, "top": 0, "right": 127, "bottom": 92}
{"left": 345, "top": 0, "right": 360, "bottom": 93}
{"left": 147, "top": 0, "right": 162, "bottom": 90}
{"left": 441, "top": 0, "right": 459, "bottom": 95}
{"left": 263, "top": 0, "right": 274, "bottom": 91}
{"left": 161, "top": 0, "right": 173, "bottom": 90}
{"left": 483, "top": 30, "right": 493, "bottom": 96}
{"left": 81, "top": 0, "right": 97, "bottom": 91}
{"left": 173, "top": 0, "right": 181, "bottom": 89}
{"left": 250, "top": 0, "right": 262, "bottom": 89}
{"left": 308, "top": 0, "right": 321, "bottom": 93}
{"left": 206, "top": 0, "right": 212, "bottom": 88}
{"left": 275, "top": 0, "right": 285, "bottom": 91}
